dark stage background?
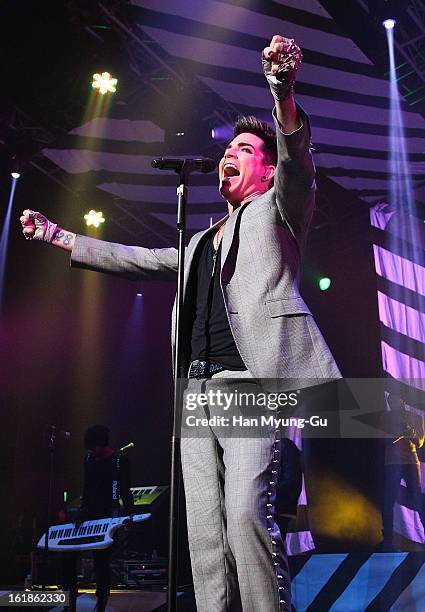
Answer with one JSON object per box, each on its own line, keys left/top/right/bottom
{"left": 2, "top": 0, "right": 415, "bottom": 587}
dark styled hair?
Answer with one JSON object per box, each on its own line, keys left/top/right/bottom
{"left": 233, "top": 115, "right": 277, "bottom": 166}
{"left": 84, "top": 424, "right": 110, "bottom": 449}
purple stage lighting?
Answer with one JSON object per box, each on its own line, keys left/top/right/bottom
{"left": 211, "top": 125, "right": 233, "bottom": 141}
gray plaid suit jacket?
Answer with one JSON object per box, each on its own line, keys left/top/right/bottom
{"left": 71, "top": 108, "right": 341, "bottom": 380}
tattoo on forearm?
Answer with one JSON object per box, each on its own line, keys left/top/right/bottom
{"left": 53, "top": 230, "right": 73, "bottom": 247}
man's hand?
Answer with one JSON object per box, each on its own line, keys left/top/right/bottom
{"left": 20, "top": 209, "right": 76, "bottom": 251}
{"left": 262, "top": 35, "right": 302, "bottom": 133}
{"left": 262, "top": 35, "right": 303, "bottom": 101}
{"left": 20, "top": 209, "right": 53, "bottom": 241}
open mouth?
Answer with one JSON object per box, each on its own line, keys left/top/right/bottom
{"left": 223, "top": 163, "right": 240, "bottom": 178}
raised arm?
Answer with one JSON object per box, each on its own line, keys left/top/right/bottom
{"left": 20, "top": 209, "right": 178, "bottom": 281}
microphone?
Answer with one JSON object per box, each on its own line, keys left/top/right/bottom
{"left": 119, "top": 442, "right": 135, "bottom": 454}
{"left": 151, "top": 157, "right": 216, "bottom": 174}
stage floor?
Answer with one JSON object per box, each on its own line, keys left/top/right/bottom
{"left": 67, "top": 552, "right": 425, "bottom": 611}
{"left": 3, "top": 553, "right": 425, "bottom": 611}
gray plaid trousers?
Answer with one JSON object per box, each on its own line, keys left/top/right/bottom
{"left": 180, "top": 371, "right": 291, "bottom": 612}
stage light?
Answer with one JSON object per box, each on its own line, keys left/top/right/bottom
{"left": 10, "top": 154, "right": 22, "bottom": 178}
{"left": 318, "top": 277, "right": 331, "bottom": 291}
{"left": 84, "top": 209, "right": 105, "bottom": 228}
{"left": 211, "top": 125, "right": 233, "bottom": 141}
{"left": 136, "top": 292, "right": 143, "bottom": 297}
{"left": 383, "top": 18, "right": 396, "bottom": 29}
{"left": 91, "top": 71, "right": 118, "bottom": 94}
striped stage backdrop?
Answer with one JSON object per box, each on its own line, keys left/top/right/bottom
{"left": 371, "top": 204, "right": 425, "bottom": 547}
{"left": 42, "top": 0, "right": 425, "bottom": 240}
{"left": 290, "top": 552, "right": 425, "bottom": 611}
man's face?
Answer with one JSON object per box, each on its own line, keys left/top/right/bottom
{"left": 219, "top": 132, "right": 274, "bottom": 204}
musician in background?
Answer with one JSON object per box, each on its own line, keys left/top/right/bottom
{"left": 62, "top": 425, "right": 134, "bottom": 612}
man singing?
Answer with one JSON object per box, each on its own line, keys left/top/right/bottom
{"left": 21, "top": 36, "right": 340, "bottom": 611}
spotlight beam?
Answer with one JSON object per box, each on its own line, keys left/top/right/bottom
{"left": 0, "top": 175, "right": 20, "bottom": 312}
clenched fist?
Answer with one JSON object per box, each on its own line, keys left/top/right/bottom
{"left": 20, "top": 210, "right": 76, "bottom": 251}
{"left": 20, "top": 209, "right": 57, "bottom": 243}
{"left": 262, "top": 35, "right": 303, "bottom": 100}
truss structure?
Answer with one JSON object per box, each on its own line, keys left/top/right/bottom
{"left": 4, "top": 0, "right": 371, "bottom": 241}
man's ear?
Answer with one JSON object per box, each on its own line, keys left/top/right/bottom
{"left": 262, "top": 164, "right": 275, "bottom": 182}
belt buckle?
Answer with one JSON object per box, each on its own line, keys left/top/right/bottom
{"left": 189, "top": 360, "right": 205, "bottom": 378}
{"left": 188, "top": 360, "right": 227, "bottom": 379}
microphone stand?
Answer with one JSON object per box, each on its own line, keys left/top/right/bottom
{"left": 167, "top": 163, "right": 190, "bottom": 612}
{"left": 42, "top": 427, "right": 57, "bottom": 588}
{"left": 151, "top": 156, "right": 215, "bottom": 611}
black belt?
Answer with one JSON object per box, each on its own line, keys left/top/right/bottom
{"left": 188, "top": 360, "right": 226, "bottom": 379}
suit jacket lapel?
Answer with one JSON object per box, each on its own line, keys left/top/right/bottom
{"left": 221, "top": 207, "right": 241, "bottom": 272}
{"left": 183, "top": 215, "right": 228, "bottom": 293}
{"left": 221, "top": 194, "right": 269, "bottom": 272}
{"left": 184, "top": 194, "right": 269, "bottom": 289}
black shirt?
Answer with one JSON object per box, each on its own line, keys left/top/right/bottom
{"left": 81, "top": 452, "right": 134, "bottom": 520}
{"left": 190, "top": 236, "right": 246, "bottom": 370}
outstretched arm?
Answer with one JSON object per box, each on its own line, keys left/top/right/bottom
{"left": 20, "top": 209, "right": 179, "bottom": 280}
